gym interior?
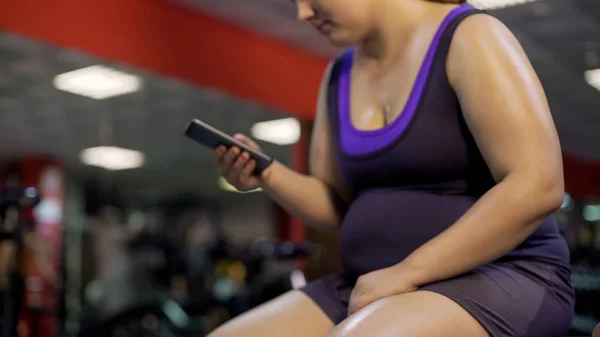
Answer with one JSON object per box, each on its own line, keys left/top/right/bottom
{"left": 0, "top": 0, "right": 599, "bottom": 336}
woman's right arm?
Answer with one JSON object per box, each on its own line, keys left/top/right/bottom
{"left": 215, "top": 62, "right": 350, "bottom": 232}
{"left": 262, "top": 63, "right": 351, "bottom": 232}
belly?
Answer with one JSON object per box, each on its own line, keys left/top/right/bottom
{"left": 339, "top": 188, "right": 477, "bottom": 277}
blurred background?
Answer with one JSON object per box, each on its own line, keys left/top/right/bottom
{"left": 0, "top": 0, "right": 599, "bottom": 336}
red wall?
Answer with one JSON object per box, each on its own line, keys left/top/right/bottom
{"left": 0, "top": 0, "right": 328, "bottom": 120}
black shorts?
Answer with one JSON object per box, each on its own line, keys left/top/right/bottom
{"left": 301, "top": 259, "right": 574, "bottom": 337}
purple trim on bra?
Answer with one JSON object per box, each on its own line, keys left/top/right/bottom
{"left": 338, "top": 4, "right": 471, "bottom": 156}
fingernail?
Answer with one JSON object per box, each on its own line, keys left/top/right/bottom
{"left": 234, "top": 134, "right": 244, "bottom": 141}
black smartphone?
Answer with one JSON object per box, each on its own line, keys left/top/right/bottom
{"left": 184, "top": 119, "right": 274, "bottom": 174}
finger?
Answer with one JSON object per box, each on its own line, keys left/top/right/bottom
{"left": 215, "top": 147, "right": 229, "bottom": 176}
{"left": 348, "top": 289, "right": 370, "bottom": 316}
{"left": 234, "top": 134, "right": 261, "bottom": 150}
{"left": 225, "top": 150, "right": 247, "bottom": 182}
{"left": 222, "top": 146, "right": 241, "bottom": 168}
{"left": 349, "top": 301, "right": 361, "bottom": 316}
{"left": 356, "top": 296, "right": 375, "bottom": 315}
{"left": 214, "top": 146, "right": 227, "bottom": 164}
{"left": 348, "top": 291, "right": 358, "bottom": 316}
{"left": 239, "top": 159, "right": 257, "bottom": 184}
{"left": 348, "top": 303, "right": 357, "bottom": 316}
{"left": 221, "top": 149, "right": 241, "bottom": 180}
{"left": 231, "top": 152, "right": 250, "bottom": 176}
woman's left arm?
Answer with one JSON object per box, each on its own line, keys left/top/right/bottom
{"left": 397, "top": 14, "right": 565, "bottom": 287}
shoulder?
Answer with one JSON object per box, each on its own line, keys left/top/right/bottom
{"left": 451, "top": 11, "right": 518, "bottom": 50}
{"left": 447, "top": 12, "right": 532, "bottom": 89}
{"left": 327, "top": 49, "right": 352, "bottom": 77}
{"left": 319, "top": 49, "right": 351, "bottom": 95}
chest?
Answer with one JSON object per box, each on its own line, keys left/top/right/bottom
{"left": 348, "top": 40, "right": 434, "bottom": 131}
{"left": 331, "top": 48, "right": 476, "bottom": 191}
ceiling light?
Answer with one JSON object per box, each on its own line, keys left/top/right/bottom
{"left": 80, "top": 146, "right": 144, "bottom": 171}
{"left": 250, "top": 117, "right": 301, "bottom": 146}
{"left": 53, "top": 65, "right": 141, "bottom": 99}
{"left": 585, "top": 69, "right": 600, "bottom": 91}
{"left": 468, "top": 0, "right": 538, "bottom": 10}
{"left": 218, "top": 176, "right": 262, "bottom": 193}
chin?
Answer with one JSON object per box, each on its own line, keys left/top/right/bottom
{"left": 328, "top": 39, "right": 352, "bottom": 48}
{"left": 327, "top": 32, "right": 358, "bottom": 48}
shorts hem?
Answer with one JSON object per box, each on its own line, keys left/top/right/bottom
{"left": 418, "top": 287, "right": 500, "bottom": 337}
{"left": 299, "top": 274, "right": 347, "bottom": 324}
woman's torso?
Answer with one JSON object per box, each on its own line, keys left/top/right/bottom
{"left": 326, "top": 5, "right": 571, "bottom": 278}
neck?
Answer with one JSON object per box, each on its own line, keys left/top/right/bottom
{"left": 357, "top": 0, "right": 437, "bottom": 63}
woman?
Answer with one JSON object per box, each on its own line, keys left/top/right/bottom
{"left": 212, "top": 0, "right": 575, "bottom": 336}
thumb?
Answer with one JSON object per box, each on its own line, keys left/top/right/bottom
{"left": 234, "top": 134, "right": 261, "bottom": 150}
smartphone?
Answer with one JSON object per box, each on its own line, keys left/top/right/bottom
{"left": 184, "top": 119, "right": 274, "bottom": 174}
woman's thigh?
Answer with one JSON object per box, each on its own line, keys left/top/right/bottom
{"left": 208, "top": 290, "right": 335, "bottom": 337}
{"left": 328, "top": 290, "right": 489, "bottom": 337}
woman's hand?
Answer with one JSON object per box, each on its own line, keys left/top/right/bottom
{"left": 214, "top": 134, "right": 272, "bottom": 191}
{"left": 348, "top": 265, "right": 418, "bottom": 316}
